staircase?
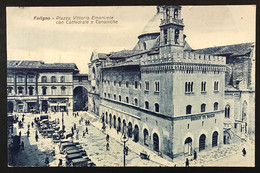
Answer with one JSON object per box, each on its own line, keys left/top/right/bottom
{"left": 229, "top": 125, "right": 247, "bottom": 142}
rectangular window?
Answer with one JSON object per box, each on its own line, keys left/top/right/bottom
{"left": 145, "top": 81, "right": 149, "bottom": 91}
{"left": 28, "top": 75, "right": 34, "bottom": 83}
{"left": 155, "top": 81, "right": 160, "bottom": 92}
{"left": 61, "top": 76, "right": 65, "bottom": 83}
{"left": 61, "top": 88, "right": 66, "bottom": 95}
{"left": 135, "top": 81, "right": 138, "bottom": 89}
{"left": 51, "top": 87, "right": 56, "bottom": 95}
{"left": 42, "top": 87, "right": 47, "bottom": 95}
{"left": 7, "top": 76, "right": 13, "bottom": 82}
{"left": 18, "top": 87, "right": 23, "bottom": 95}
{"left": 185, "top": 82, "right": 193, "bottom": 93}
{"left": 17, "top": 76, "right": 24, "bottom": 82}
{"left": 214, "top": 81, "right": 219, "bottom": 91}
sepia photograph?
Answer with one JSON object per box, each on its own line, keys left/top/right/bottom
{"left": 6, "top": 5, "right": 255, "bottom": 167}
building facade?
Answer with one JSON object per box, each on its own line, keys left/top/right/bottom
{"left": 7, "top": 60, "right": 79, "bottom": 113}
{"left": 88, "top": 6, "right": 226, "bottom": 160}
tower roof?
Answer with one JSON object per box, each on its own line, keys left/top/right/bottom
{"left": 139, "top": 11, "right": 163, "bottom": 37}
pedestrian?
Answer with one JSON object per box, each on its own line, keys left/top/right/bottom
{"left": 85, "top": 120, "right": 87, "bottom": 126}
{"left": 77, "top": 112, "right": 79, "bottom": 116}
{"left": 83, "top": 131, "right": 85, "bottom": 137}
{"left": 110, "top": 124, "right": 112, "bottom": 129}
{"left": 74, "top": 123, "right": 76, "bottom": 130}
{"left": 22, "top": 117, "right": 24, "bottom": 122}
{"left": 106, "top": 142, "right": 110, "bottom": 151}
{"left": 106, "top": 134, "right": 109, "bottom": 142}
{"left": 27, "top": 130, "right": 30, "bottom": 137}
{"left": 21, "top": 141, "right": 24, "bottom": 150}
{"left": 51, "top": 148, "right": 55, "bottom": 156}
{"left": 19, "top": 131, "right": 21, "bottom": 137}
{"left": 58, "top": 159, "right": 62, "bottom": 167}
{"left": 193, "top": 150, "right": 197, "bottom": 160}
{"left": 45, "top": 157, "right": 49, "bottom": 167}
{"left": 22, "top": 114, "right": 25, "bottom": 118}
{"left": 27, "top": 124, "right": 30, "bottom": 129}
{"left": 71, "top": 127, "right": 74, "bottom": 134}
{"left": 88, "top": 120, "right": 90, "bottom": 125}
{"left": 35, "top": 133, "right": 39, "bottom": 142}
{"left": 31, "top": 122, "right": 34, "bottom": 128}
{"left": 125, "top": 146, "right": 128, "bottom": 156}
{"left": 85, "top": 127, "right": 88, "bottom": 134}
{"left": 117, "top": 128, "right": 119, "bottom": 134}
{"left": 242, "top": 148, "right": 246, "bottom": 157}
{"left": 185, "top": 158, "right": 189, "bottom": 167}
{"left": 76, "top": 129, "right": 79, "bottom": 135}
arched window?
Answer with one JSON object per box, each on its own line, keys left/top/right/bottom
{"left": 242, "top": 101, "right": 247, "bottom": 121}
{"left": 60, "top": 76, "right": 65, "bottom": 83}
{"left": 145, "top": 101, "right": 149, "bottom": 109}
{"left": 119, "top": 95, "right": 121, "bottom": 101}
{"left": 126, "top": 97, "right": 129, "bottom": 103}
{"left": 51, "top": 76, "right": 56, "bottom": 83}
{"left": 184, "top": 137, "right": 192, "bottom": 155}
{"left": 201, "top": 103, "right": 206, "bottom": 112}
{"left": 185, "top": 82, "right": 188, "bottom": 92}
{"left": 186, "top": 105, "right": 192, "bottom": 114}
{"left": 113, "top": 115, "right": 116, "bottom": 128}
{"left": 134, "top": 98, "right": 138, "bottom": 106}
{"left": 42, "top": 76, "right": 47, "bottom": 83}
{"left": 225, "top": 105, "right": 230, "bottom": 118}
{"left": 155, "top": 103, "right": 159, "bottom": 112}
{"left": 104, "top": 92, "right": 106, "bottom": 97}
{"left": 174, "top": 9, "right": 178, "bottom": 19}
{"left": 175, "top": 29, "right": 179, "bottom": 44}
{"left": 143, "top": 42, "right": 146, "bottom": 50}
{"left": 143, "top": 129, "right": 149, "bottom": 146}
{"left": 214, "top": 102, "right": 219, "bottom": 111}
{"left": 114, "top": 94, "right": 116, "bottom": 100}
{"left": 153, "top": 133, "right": 159, "bottom": 152}
{"left": 191, "top": 82, "right": 193, "bottom": 92}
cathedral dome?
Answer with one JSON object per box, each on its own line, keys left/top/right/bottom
{"left": 138, "top": 11, "right": 163, "bottom": 37}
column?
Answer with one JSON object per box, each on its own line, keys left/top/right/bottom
{"left": 14, "top": 73, "right": 17, "bottom": 94}
{"left": 25, "top": 73, "right": 27, "bottom": 95}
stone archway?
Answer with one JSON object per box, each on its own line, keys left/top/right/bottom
{"left": 73, "top": 86, "right": 88, "bottom": 111}
{"left": 184, "top": 137, "right": 192, "bottom": 155}
{"left": 153, "top": 133, "right": 159, "bottom": 152}
{"left": 133, "top": 125, "right": 139, "bottom": 142}
{"left": 199, "top": 134, "right": 206, "bottom": 151}
{"left": 212, "top": 131, "right": 218, "bottom": 147}
{"left": 127, "top": 122, "right": 133, "bottom": 138}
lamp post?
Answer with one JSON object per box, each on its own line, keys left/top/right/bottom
{"left": 120, "top": 125, "right": 129, "bottom": 167}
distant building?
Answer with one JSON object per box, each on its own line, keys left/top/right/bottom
{"left": 7, "top": 60, "right": 79, "bottom": 113}
{"left": 88, "top": 6, "right": 227, "bottom": 160}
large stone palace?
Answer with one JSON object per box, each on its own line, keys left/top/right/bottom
{"left": 7, "top": 5, "right": 255, "bottom": 161}
{"left": 86, "top": 6, "right": 255, "bottom": 160}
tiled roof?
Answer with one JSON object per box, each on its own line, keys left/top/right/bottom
{"left": 98, "top": 50, "right": 143, "bottom": 59}
{"left": 7, "top": 60, "right": 78, "bottom": 70}
{"left": 194, "top": 42, "right": 254, "bottom": 57}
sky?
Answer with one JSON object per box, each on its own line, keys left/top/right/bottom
{"left": 7, "top": 6, "right": 256, "bottom": 73}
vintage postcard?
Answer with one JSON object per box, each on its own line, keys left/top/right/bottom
{"left": 7, "top": 6, "right": 255, "bottom": 167}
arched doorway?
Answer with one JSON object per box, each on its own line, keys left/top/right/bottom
{"left": 105, "top": 112, "right": 108, "bottom": 124}
{"left": 109, "top": 114, "right": 112, "bottom": 126}
{"left": 133, "top": 125, "right": 139, "bottom": 142}
{"left": 73, "top": 86, "right": 88, "bottom": 111}
{"left": 113, "top": 115, "right": 116, "bottom": 128}
{"left": 117, "top": 117, "right": 121, "bottom": 132}
{"left": 122, "top": 120, "right": 126, "bottom": 133}
{"left": 223, "top": 131, "right": 231, "bottom": 144}
{"left": 184, "top": 137, "right": 192, "bottom": 155}
{"left": 143, "top": 129, "right": 149, "bottom": 146}
{"left": 127, "top": 122, "right": 133, "bottom": 138}
{"left": 212, "top": 131, "right": 218, "bottom": 147}
{"left": 199, "top": 134, "right": 206, "bottom": 151}
{"left": 153, "top": 133, "right": 159, "bottom": 152}
{"left": 7, "top": 102, "right": 13, "bottom": 113}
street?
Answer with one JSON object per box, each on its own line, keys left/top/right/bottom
{"left": 8, "top": 111, "right": 255, "bottom": 167}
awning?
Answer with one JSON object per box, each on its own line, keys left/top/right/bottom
{"left": 26, "top": 100, "right": 37, "bottom": 103}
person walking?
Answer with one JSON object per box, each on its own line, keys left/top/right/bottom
{"left": 58, "top": 159, "right": 62, "bottom": 167}
{"left": 31, "top": 122, "right": 34, "bottom": 128}
{"left": 85, "top": 127, "right": 88, "bottom": 134}
{"left": 193, "top": 150, "right": 197, "bottom": 160}
{"left": 19, "top": 131, "right": 21, "bottom": 137}
{"left": 20, "top": 141, "right": 24, "bottom": 150}
{"left": 35, "top": 133, "right": 39, "bottom": 142}
{"left": 185, "top": 158, "right": 189, "bottom": 167}
{"left": 27, "top": 130, "right": 30, "bottom": 137}
{"left": 242, "top": 148, "right": 246, "bottom": 157}
{"left": 45, "top": 157, "right": 49, "bottom": 167}
{"left": 71, "top": 127, "right": 74, "bottom": 134}
{"left": 106, "top": 142, "right": 110, "bottom": 151}
{"left": 125, "top": 146, "right": 128, "bottom": 156}
{"left": 27, "top": 124, "right": 30, "bottom": 129}
{"left": 82, "top": 131, "right": 85, "bottom": 138}
{"left": 106, "top": 134, "right": 109, "bottom": 142}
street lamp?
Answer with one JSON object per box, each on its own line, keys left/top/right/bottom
{"left": 120, "top": 125, "right": 129, "bottom": 167}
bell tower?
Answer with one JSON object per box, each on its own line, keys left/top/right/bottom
{"left": 159, "top": 6, "right": 185, "bottom": 53}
